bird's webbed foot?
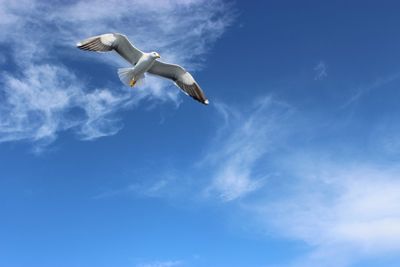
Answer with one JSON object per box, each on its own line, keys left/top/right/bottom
{"left": 129, "top": 79, "right": 137, "bottom": 87}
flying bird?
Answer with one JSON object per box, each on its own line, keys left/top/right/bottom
{"left": 77, "top": 33, "right": 209, "bottom": 105}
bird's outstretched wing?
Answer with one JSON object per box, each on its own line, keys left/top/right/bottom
{"left": 77, "top": 33, "right": 143, "bottom": 65}
{"left": 148, "top": 61, "right": 209, "bottom": 105}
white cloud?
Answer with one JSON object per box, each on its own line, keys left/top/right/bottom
{"left": 94, "top": 96, "right": 294, "bottom": 202}
{"left": 244, "top": 156, "right": 400, "bottom": 266}
{"left": 203, "top": 97, "right": 293, "bottom": 201}
{"left": 136, "top": 260, "right": 183, "bottom": 267}
{"left": 93, "top": 178, "right": 172, "bottom": 200}
{"left": 341, "top": 72, "right": 400, "bottom": 108}
{"left": 199, "top": 96, "right": 400, "bottom": 266}
{"left": 0, "top": 64, "right": 135, "bottom": 145}
{"left": 314, "top": 61, "right": 327, "bottom": 80}
{"left": 198, "top": 95, "right": 400, "bottom": 266}
{"left": 0, "top": 0, "right": 233, "bottom": 146}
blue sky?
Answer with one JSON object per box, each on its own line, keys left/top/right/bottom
{"left": 1, "top": 1, "right": 400, "bottom": 267}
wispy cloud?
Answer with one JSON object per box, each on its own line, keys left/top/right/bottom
{"left": 0, "top": 64, "right": 135, "bottom": 148}
{"left": 93, "top": 178, "right": 173, "bottom": 200}
{"left": 201, "top": 95, "right": 400, "bottom": 266}
{"left": 341, "top": 72, "right": 400, "bottom": 108}
{"left": 136, "top": 260, "right": 183, "bottom": 267}
{"left": 245, "top": 158, "right": 400, "bottom": 267}
{"left": 95, "top": 96, "right": 295, "bottom": 202}
{"left": 314, "top": 61, "right": 327, "bottom": 81}
{"left": 200, "top": 97, "right": 400, "bottom": 266}
{"left": 0, "top": 0, "right": 233, "bottom": 147}
{"left": 201, "top": 96, "right": 400, "bottom": 265}
{"left": 203, "top": 97, "right": 294, "bottom": 201}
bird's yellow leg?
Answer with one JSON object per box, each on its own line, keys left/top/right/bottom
{"left": 129, "top": 79, "right": 137, "bottom": 87}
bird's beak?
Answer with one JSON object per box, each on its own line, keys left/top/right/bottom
{"left": 156, "top": 53, "right": 161, "bottom": 58}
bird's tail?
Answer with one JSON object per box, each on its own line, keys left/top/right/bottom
{"left": 117, "top": 67, "right": 136, "bottom": 87}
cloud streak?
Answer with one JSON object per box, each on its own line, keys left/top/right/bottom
{"left": 0, "top": 64, "right": 135, "bottom": 146}
{"left": 203, "top": 97, "right": 294, "bottom": 201}
{"left": 247, "top": 159, "right": 400, "bottom": 267}
{"left": 136, "top": 260, "right": 182, "bottom": 267}
{"left": 314, "top": 61, "right": 327, "bottom": 81}
{"left": 203, "top": 95, "right": 400, "bottom": 266}
{"left": 199, "top": 96, "right": 400, "bottom": 266}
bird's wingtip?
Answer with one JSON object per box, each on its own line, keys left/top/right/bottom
{"left": 204, "top": 99, "right": 209, "bottom": 105}
{"left": 76, "top": 42, "right": 82, "bottom": 47}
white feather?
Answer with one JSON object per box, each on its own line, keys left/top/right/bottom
{"left": 117, "top": 67, "right": 135, "bottom": 86}
{"left": 100, "top": 34, "right": 116, "bottom": 46}
{"left": 180, "top": 72, "right": 195, "bottom": 85}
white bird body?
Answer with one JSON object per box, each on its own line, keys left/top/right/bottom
{"left": 134, "top": 53, "right": 158, "bottom": 75}
{"left": 118, "top": 52, "right": 160, "bottom": 87}
{"left": 77, "top": 33, "right": 209, "bottom": 105}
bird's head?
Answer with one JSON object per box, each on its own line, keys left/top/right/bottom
{"left": 150, "top": 52, "right": 161, "bottom": 59}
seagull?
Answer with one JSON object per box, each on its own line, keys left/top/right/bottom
{"left": 77, "top": 33, "right": 209, "bottom": 105}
